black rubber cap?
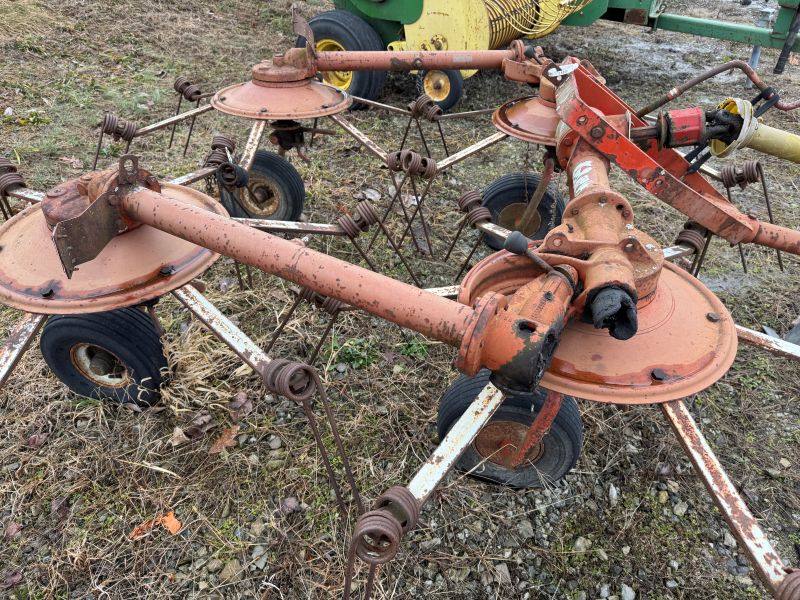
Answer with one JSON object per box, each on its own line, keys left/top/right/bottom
{"left": 589, "top": 286, "right": 638, "bottom": 341}
{"left": 504, "top": 230, "right": 531, "bottom": 256}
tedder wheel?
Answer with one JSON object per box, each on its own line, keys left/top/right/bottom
{"left": 299, "top": 10, "right": 387, "bottom": 103}
{"left": 416, "top": 69, "right": 465, "bottom": 112}
{"left": 40, "top": 308, "right": 168, "bottom": 408}
{"left": 481, "top": 172, "right": 566, "bottom": 250}
{"left": 437, "top": 369, "right": 583, "bottom": 488}
{"left": 220, "top": 150, "right": 305, "bottom": 221}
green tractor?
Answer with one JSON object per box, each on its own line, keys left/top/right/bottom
{"left": 304, "top": 0, "right": 800, "bottom": 111}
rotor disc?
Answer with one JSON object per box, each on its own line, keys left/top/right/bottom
{"left": 0, "top": 183, "right": 226, "bottom": 314}
{"left": 492, "top": 96, "right": 560, "bottom": 146}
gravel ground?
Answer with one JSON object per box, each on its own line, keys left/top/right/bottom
{"left": 1, "top": 1, "right": 799, "bottom": 599}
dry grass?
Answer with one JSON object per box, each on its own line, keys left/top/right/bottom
{"left": 1, "top": 1, "right": 799, "bottom": 599}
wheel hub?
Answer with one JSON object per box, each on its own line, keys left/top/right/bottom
{"left": 497, "top": 202, "right": 541, "bottom": 234}
{"left": 71, "top": 344, "right": 129, "bottom": 388}
{"left": 474, "top": 421, "right": 545, "bottom": 469}
{"left": 423, "top": 71, "right": 451, "bottom": 102}
{"left": 242, "top": 181, "right": 280, "bottom": 217}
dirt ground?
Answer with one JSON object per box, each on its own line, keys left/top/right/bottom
{"left": 1, "top": 1, "right": 799, "bottom": 599}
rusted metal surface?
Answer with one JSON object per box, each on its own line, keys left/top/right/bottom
{"left": 736, "top": 325, "right": 800, "bottom": 362}
{"left": 0, "top": 180, "right": 224, "bottom": 314}
{"left": 121, "top": 187, "right": 477, "bottom": 347}
{"left": 329, "top": 114, "right": 388, "bottom": 164}
{"left": 212, "top": 57, "right": 352, "bottom": 121}
{"left": 506, "top": 390, "right": 562, "bottom": 468}
{"left": 315, "top": 48, "right": 517, "bottom": 72}
{"left": 233, "top": 218, "right": 347, "bottom": 236}
{"left": 135, "top": 103, "right": 214, "bottom": 138}
{"left": 493, "top": 94, "right": 560, "bottom": 145}
{"left": 238, "top": 121, "right": 267, "bottom": 173}
{"left": 349, "top": 95, "right": 412, "bottom": 116}
{"left": 407, "top": 383, "right": 505, "bottom": 504}
{"left": 549, "top": 66, "right": 800, "bottom": 256}
{"left": 172, "top": 284, "right": 272, "bottom": 373}
{"left": 167, "top": 166, "right": 217, "bottom": 187}
{"left": 0, "top": 312, "right": 45, "bottom": 387}
{"left": 662, "top": 400, "right": 789, "bottom": 595}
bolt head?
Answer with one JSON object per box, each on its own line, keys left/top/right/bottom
{"left": 651, "top": 368, "right": 668, "bottom": 381}
{"left": 590, "top": 126, "right": 604, "bottom": 139}
{"left": 577, "top": 116, "right": 588, "bottom": 125}
{"left": 552, "top": 238, "right": 563, "bottom": 248}
{"left": 40, "top": 287, "right": 54, "bottom": 298}
{"left": 571, "top": 208, "right": 579, "bottom": 215}
{"left": 706, "top": 312, "right": 721, "bottom": 322}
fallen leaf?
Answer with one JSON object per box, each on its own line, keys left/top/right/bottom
{"left": 58, "top": 155, "right": 82, "bottom": 169}
{"left": 160, "top": 511, "right": 182, "bottom": 535}
{"left": 170, "top": 427, "right": 190, "bottom": 447}
{"left": 0, "top": 571, "right": 22, "bottom": 591}
{"left": 182, "top": 412, "right": 215, "bottom": 439}
{"left": 790, "top": 53, "right": 800, "bottom": 66}
{"left": 209, "top": 425, "right": 240, "bottom": 454}
{"left": 3, "top": 521, "right": 21, "bottom": 539}
{"left": 27, "top": 432, "right": 48, "bottom": 448}
{"left": 228, "top": 392, "right": 253, "bottom": 422}
{"left": 129, "top": 512, "right": 181, "bottom": 540}
{"left": 50, "top": 496, "right": 69, "bottom": 520}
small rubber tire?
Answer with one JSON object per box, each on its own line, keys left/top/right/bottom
{"left": 220, "top": 150, "right": 305, "bottom": 221}
{"left": 416, "top": 69, "right": 464, "bottom": 112}
{"left": 299, "top": 10, "right": 386, "bottom": 104}
{"left": 437, "top": 369, "right": 583, "bottom": 488}
{"left": 40, "top": 308, "right": 167, "bottom": 408}
{"left": 481, "top": 172, "right": 566, "bottom": 250}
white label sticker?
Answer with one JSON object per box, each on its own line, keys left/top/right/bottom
{"left": 572, "top": 160, "right": 594, "bottom": 196}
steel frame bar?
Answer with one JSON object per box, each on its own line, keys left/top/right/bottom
{"left": 239, "top": 121, "right": 267, "bottom": 172}
{"left": 233, "top": 218, "right": 347, "bottom": 236}
{"left": 0, "top": 312, "right": 45, "bottom": 388}
{"left": 735, "top": 324, "right": 800, "bottom": 362}
{"left": 661, "top": 400, "right": 789, "bottom": 595}
{"left": 329, "top": 114, "right": 388, "bottom": 164}
{"left": 172, "top": 285, "right": 272, "bottom": 373}
{"left": 436, "top": 132, "right": 508, "bottom": 172}
{"left": 349, "top": 95, "right": 411, "bottom": 117}
{"left": 407, "top": 383, "right": 505, "bottom": 505}
{"left": 134, "top": 103, "right": 215, "bottom": 138}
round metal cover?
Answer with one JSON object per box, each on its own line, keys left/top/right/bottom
{"left": 211, "top": 79, "right": 352, "bottom": 120}
{"left": 0, "top": 184, "right": 226, "bottom": 314}
{"left": 540, "top": 264, "right": 738, "bottom": 404}
{"left": 492, "top": 96, "right": 560, "bottom": 146}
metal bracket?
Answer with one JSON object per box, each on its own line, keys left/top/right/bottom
{"left": 51, "top": 155, "right": 143, "bottom": 279}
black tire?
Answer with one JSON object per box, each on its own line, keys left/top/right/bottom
{"left": 220, "top": 150, "right": 305, "bottom": 221}
{"left": 40, "top": 308, "right": 168, "bottom": 408}
{"left": 298, "top": 10, "right": 386, "bottom": 103}
{"left": 437, "top": 369, "right": 583, "bottom": 488}
{"left": 416, "top": 69, "right": 464, "bottom": 112}
{"left": 481, "top": 172, "right": 566, "bottom": 250}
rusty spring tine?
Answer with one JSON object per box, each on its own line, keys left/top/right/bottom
{"left": 306, "top": 310, "right": 340, "bottom": 365}
{"left": 397, "top": 173, "right": 436, "bottom": 256}
{"left": 264, "top": 294, "right": 304, "bottom": 355}
{"left": 374, "top": 217, "right": 422, "bottom": 287}
{"left": 349, "top": 237, "right": 379, "bottom": 272}
{"left": 233, "top": 261, "right": 246, "bottom": 289}
{"left": 167, "top": 94, "right": 183, "bottom": 149}
{"left": 245, "top": 264, "right": 254, "bottom": 288}
{"left": 0, "top": 196, "right": 8, "bottom": 220}
{"left": 399, "top": 116, "right": 414, "bottom": 152}
{"left": 454, "top": 234, "right": 483, "bottom": 283}
{"left": 755, "top": 162, "right": 784, "bottom": 271}
{"left": 91, "top": 129, "right": 105, "bottom": 171}
{"left": 366, "top": 171, "right": 417, "bottom": 254}
{"left": 309, "top": 117, "right": 318, "bottom": 148}
{"left": 0, "top": 312, "right": 46, "bottom": 388}
{"left": 724, "top": 185, "right": 749, "bottom": 273}
{"left": 415, "top": 117, "right": 431, "bottom": 158}
{"left": 662, "top": 400, "right": 790, "bottom": 595}
{"left": 436, "top": 120, "right": 450, "bottom": 157}
{"left": 691, "top": 232, "right": 713, "bottom": 277}
{"left": 182, "top": 99, "right": 201, "bottom": 158}
{"left": 443, "top": 214, "right": 469, "bottom": 263}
